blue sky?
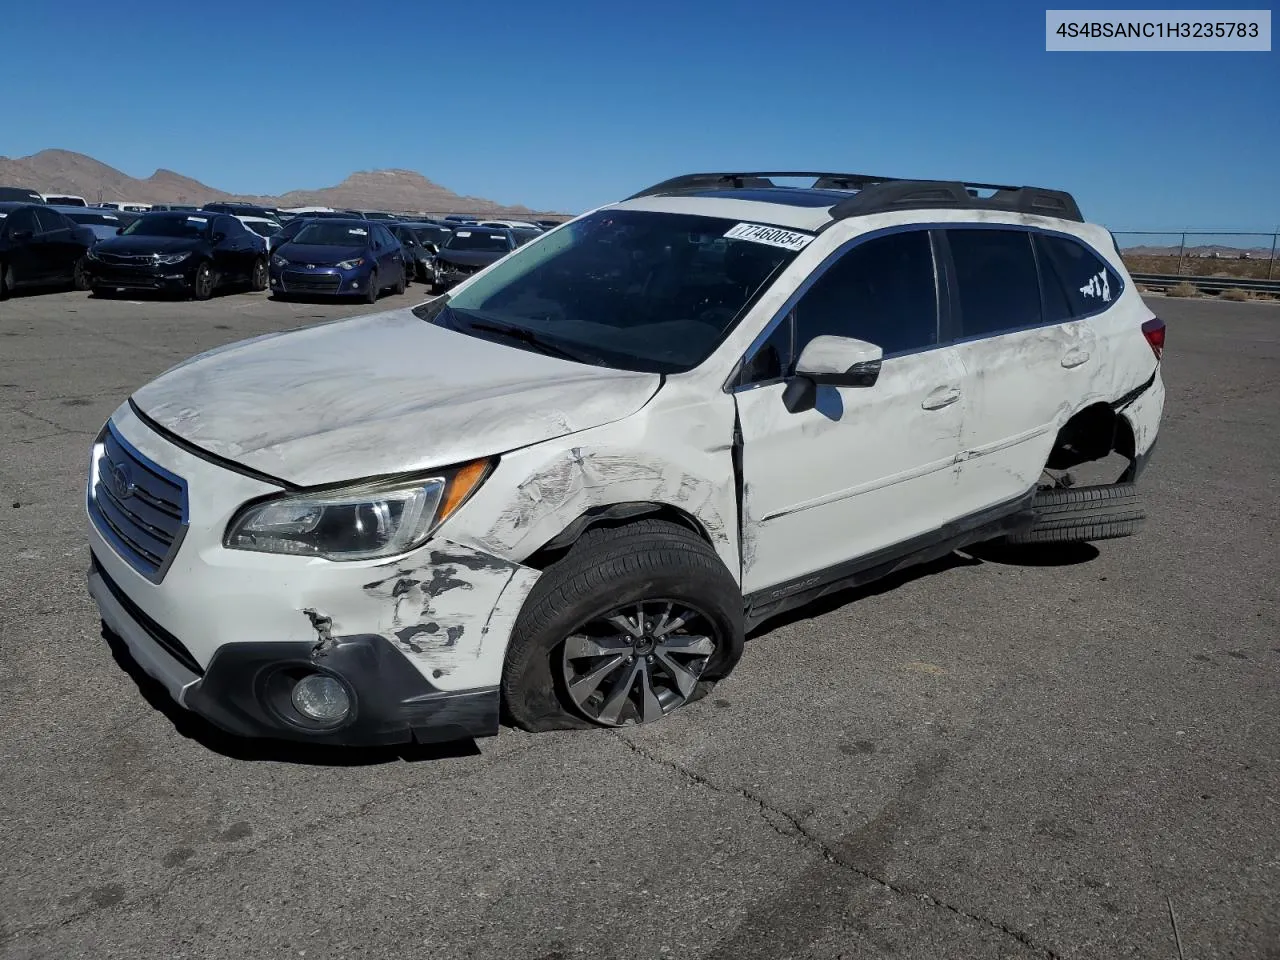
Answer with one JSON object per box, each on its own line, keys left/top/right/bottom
{"left": 1, "top": 0, "right": 1275, "bottom": 229}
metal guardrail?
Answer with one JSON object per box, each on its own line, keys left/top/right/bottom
{"left": 1129, "top": 272, "right": 1280, "bottom": 294}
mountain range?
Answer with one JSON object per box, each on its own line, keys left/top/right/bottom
{"left": 0, "top": 149, "right": 566, "bottom": 217}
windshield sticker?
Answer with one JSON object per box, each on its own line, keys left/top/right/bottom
{"left": 723, "top": 222, "right": 815, "bottom": 251}
{"left": 186, "top": 216, "right": 208, "bottom": 224}
{"left": 348, "top": 228, "right": 368, "bottom": 236}
{"left": 455, "top": 230, "right": 472, "bottom": 237}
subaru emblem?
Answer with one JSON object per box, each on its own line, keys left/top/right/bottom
{"left": 107, "top": 460, "right": 135, "bottom": 499}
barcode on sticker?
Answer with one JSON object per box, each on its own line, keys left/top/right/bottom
{"left": 723, "top": 222, "right": 814, "bottom": 251}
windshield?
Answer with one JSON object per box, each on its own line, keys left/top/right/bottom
{"left": 69, "top": 212, "right": 121, "bottom": 226}
{"left": 445, "top": 229, "right": 512, "bottom": 251}
{"left": 292, "top": 223, "right": 370, "bottom": 246}
{"left": 435, "top": 210, "right": 803, "bottom": 373}
{"left": 245, "top": 221, "right": 281, "bottom": 237}
{"left": 121, "top": 213, "right": 212, "bottom": 238}
{"left": 412, "top": 226, "right": 452, "bottom": 245}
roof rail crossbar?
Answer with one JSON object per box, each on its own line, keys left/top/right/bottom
{"left": 623, "top": 171, "right": 1083, "bottom": 223}
{"left": 827, "top": 180, "right": 1083, "bottom": 223}
{"left": 624, "top": 171, "right": 900, "bottom": 200}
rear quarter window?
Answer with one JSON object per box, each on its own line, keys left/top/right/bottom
{"left": 1034, "top": 233, "right": 1120, "bottom": 322}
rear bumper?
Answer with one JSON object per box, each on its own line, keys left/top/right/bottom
{"left": 89, "top": 555, "right": 501, "bottom": 746}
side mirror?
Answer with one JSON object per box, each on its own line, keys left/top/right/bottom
{"left": 782, "top": 335, "right": 884, "bottom": 414}
{"left": 116, "top": 227, "right": 125, "bottom": 235}
{"left": 423, "top": 242, "right": 439, "bottom": 255}
{"left": 211, "top": 231, "right": 226, "bottom": 243}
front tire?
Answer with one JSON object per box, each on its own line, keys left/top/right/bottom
{"left": 249, "top": 257, "right": 268, "bottom": 292}
{"left": 0, "top": 261, "right": 10, "bottom": 300}
{"left": 191, "top": 261, "right": 215, "bottom": 301}
{"left": 364, "top": 270, "right": 379, "bottom": 304}
{"left": 393, "top": 266, "right": 406, "bottom": 295}
{"left": 502, "top": 519, "right": 744, "bottom": 732}
{"left": 73, "top": 257, "right": 91, "bottom": 291}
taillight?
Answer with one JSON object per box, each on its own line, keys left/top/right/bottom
{"left": 1141, "top": 317, "right": 1165, "bottom": 360}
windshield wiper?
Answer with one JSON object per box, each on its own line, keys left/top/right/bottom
{"left": 462, "top": 317, "right": 598, "bottom": 365}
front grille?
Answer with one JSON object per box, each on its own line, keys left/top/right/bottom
{"left": 96, "top": 252, "right": 158, "bottom": 265}
{"left": 441, "top": 261, "right": 481, "bottom": 276}
{"left": 90, "top": 553, "right": 204, "bottom": 675}
{"left": 89, "top": 424, "right": 188, "bottom": 582}
{"left": 282, "top": 270, "right": 341, "bottom": 292}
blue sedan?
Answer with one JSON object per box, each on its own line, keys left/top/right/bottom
{"left": 268, "top": 219, "right": 407, "bottom": 302}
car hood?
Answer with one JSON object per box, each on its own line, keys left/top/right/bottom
{"left": 276, "top": 243, "right": 367, "bottom": 265}
{"left": 129, "top": 307, "right": 662, "bottom": 487}
{"left": 437, "top": 248, "right": 506, "bottom": 267}
{"left": 94, "top": 235, "right": 207, "bottom": 255}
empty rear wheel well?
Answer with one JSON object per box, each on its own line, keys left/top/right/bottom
{"left": 521, "top": 502, "right": 711, "bottom": 570}
{"left": 1046, "top": 402, "right": 1134, "bottom": 470}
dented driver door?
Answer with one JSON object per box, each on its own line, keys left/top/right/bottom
{"left": 733, "top": 347, "right": 969, "bottom": 597}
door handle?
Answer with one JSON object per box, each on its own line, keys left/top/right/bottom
{"left": 1061, "top": 349, "right": 1091, "bottom": 368}
{"left": 922, "top": 385, "right": 961, "bottom": 410}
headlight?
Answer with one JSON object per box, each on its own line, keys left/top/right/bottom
{"left": 336, "top": 258, "right": 365, "bottom": 270}
{"left": 270, "top": 254, "right": 289, "bottom": 268}
{"left": 224, "top": 459, "right": 493, "bottom": 560}
{"left": 155, "top": 252, "right": 190, "bottom": 265}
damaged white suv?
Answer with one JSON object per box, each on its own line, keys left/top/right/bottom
{"left": 86, "top": 171, "right": 1165, "bottom": 745}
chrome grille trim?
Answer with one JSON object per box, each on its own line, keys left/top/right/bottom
{"left": 87, "top": 422, "right": 189, "bottom": 583}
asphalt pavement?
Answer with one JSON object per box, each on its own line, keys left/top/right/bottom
{"left": 0, "top": 286, "right": 1277, "bottom": 960}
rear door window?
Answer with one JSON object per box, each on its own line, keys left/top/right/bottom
{"left": 1034, "top": 233, "right": 1119, "bottom": 320}
{"left": 5, "top": 208, "right": 39, "bottom": 237}
{"left": 947, "top": 229, "right": 1042, "bottom": 338}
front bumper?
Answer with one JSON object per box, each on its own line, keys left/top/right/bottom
{"left": 91, "top": 555, "right": 498, "bottom": 744}
{"left": 269, "top": 263, "right": 369, "bottom": 297}
{"left": 86, "top": 262, "right": 193, "bottom": 291}
{"left": 85, "top": 405, "right": 542, "bottom": 745}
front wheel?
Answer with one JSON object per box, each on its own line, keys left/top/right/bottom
{"left": 249, "top": 257, "right": 268, "bottom": 292}
{"left": 364, "top": 270, "right": 379, "bottom": 304}
{"left": 191, "top": 261, "right": 215, "bottom": 301}
{"left": 0, "top": 261, "right": 10, "bottom": 300}
{"left": 73, "top": 256, "right": 91, "bottom": 291}
{"left": 501, "top": 519, "right": 744, "bottom": 732}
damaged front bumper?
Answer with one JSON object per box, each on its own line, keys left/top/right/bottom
{"left": 85, "top": 408, "right": 542, "bottom": 746}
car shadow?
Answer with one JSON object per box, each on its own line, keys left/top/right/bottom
{"left": 746, "top": 551, "right": 983, "bottom": 639}
{"left": 91, "top": 285, "right": 257, "bottom": 302}
{"left": 102, "top": 627, "right": 480, "bottom": 765}
{"left": 745, "top": 540, "right": 1100, "bottom": 640}
{"left": 963, "top": 541, "right": 1101, "bottom": 567}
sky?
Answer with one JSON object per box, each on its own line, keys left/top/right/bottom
{"left": 1, "top": 0, "right": 1276, "bottom": 230}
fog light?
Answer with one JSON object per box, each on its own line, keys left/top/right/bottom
{"left": 291, "top": 674, "right": 350, "bottom": 723}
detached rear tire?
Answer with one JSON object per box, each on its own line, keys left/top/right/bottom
{"left": 502, "top": 519, "right": 744, "bottom": 733}
{"left": 1003, "top": 483, "right": 1145, "bottom": 545}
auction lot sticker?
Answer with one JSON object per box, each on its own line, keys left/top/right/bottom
{"left": 724, "top": 223, "right": 815, "bottom": 251}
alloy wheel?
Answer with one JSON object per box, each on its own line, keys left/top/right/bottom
{"left": 560, "top": 600, "right": 719, "bottom": 726}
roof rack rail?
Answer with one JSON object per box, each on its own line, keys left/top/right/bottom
{"left": 624, "top": 171, "right": 1083, "bottom": 223}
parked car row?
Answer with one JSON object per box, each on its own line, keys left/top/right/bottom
{"left": 0, "top": 189, "right": 569, "bottom": 302}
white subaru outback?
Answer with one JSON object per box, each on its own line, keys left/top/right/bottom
{"left": 85, "top": 171, "right": 1165, "bottom": 745}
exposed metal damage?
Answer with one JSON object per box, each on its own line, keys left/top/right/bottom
{"left": 290, "top": 539, "right": 545, "bottom": 691}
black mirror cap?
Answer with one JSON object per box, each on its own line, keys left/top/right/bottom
{"left": 808, "top": 359, "right": 882, "bottom": 389}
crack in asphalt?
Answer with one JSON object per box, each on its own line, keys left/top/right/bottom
{"left": 612, "top": 732, "right": 1061, "bottom": 960}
